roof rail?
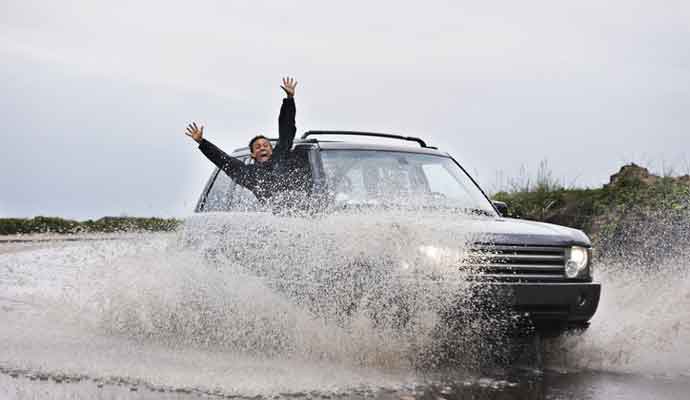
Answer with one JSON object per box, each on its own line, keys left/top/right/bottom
{"left": 300, "top": 130, "right": 432, "bottom": 148}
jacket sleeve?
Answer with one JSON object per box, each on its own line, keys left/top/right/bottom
{"left": 198, "top": 139, "right": 248, "bottom": 186}
{"left": 273, "top": 97, "right": 296, "bottom": 158}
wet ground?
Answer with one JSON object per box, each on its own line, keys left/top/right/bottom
{"left": 3, "top": 366, "right": 690, "bottom": 400}
{"left": 1, "top": 231, "right": 689, "bottom": 399}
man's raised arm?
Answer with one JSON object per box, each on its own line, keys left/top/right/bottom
{"left": 273, "top": 77, "right": 297, "bottom": 157}
{"left": 185, "top": 122, "right": 247, "bottom": 184}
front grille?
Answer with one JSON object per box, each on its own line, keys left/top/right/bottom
{"left": 463, "top": 244, "right": 566, "bottom": 281}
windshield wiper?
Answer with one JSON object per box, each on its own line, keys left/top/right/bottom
{"left": 465, "top": 208, "right": 496, "bottom": 217}
{"left": 330, "top": 202, "right": 496, "bottom": 217}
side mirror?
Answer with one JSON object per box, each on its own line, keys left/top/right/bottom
{"left": 492, "top": 200, "right": 508, "bottom": 217}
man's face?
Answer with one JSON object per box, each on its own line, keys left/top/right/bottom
{"left": 251, "top": 138, "right": 273, "bottom": 162}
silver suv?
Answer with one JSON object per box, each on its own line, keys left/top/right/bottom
{"left": 190, "top": 131, "right": 600, "bottom": 334}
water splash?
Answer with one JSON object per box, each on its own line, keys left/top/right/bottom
{"left": 79, "top": 211, "right": 493, "bottom": 365}
{"left": 545, "top": 209, "right": 690, "bottom": 377}
{"left": 4, "top": 209, "right": 689, "bottom": 395}
{"left": 0, "top": 211, "right": 502, "bottom": 394}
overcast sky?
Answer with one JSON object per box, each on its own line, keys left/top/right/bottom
{"left": 1, "top": 0, "right": 689, "bottom": 219}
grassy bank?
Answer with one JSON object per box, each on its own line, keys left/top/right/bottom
{"left": 493, "top": 163, "right": 690, "bottom": 258}
{"left": 493, "top": 164, "right": 690, "bottom": 232}
{"left": 0, "top": 216, "right": 182, "bottom": 235}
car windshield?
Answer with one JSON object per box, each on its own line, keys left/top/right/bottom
{"left": 320, "top": 150, "right": 497, "bottom": 215}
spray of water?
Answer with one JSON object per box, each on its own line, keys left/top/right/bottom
{"left": 1, "top": 211, "right": 514, "bottom": 394}
{"left": 545, "top": 210, "right": 690, "bottom": 377}
{"left": 73, "top": 211, "right": 495, "bottom": 366}
{"left": 2, "top": 208, "right": 689, "bottom": 395}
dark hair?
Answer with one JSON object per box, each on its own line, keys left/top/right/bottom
{"left": 249, "top": 135, "right": 270, "bottom": 151}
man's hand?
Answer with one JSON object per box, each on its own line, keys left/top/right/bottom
{"left": 280, "top": 76, "right": 297, "bottom": 98}
{"left": 185, "top": 122, "right": 204, "bottom": 143}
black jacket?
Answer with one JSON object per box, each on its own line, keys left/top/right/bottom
{"left": 198, "top": 97, "right": 301, "bottom": 202}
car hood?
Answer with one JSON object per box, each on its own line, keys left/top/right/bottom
{"left": 183, "top": 211, "right": 590, "bottom": 250}
{"left": 459, "top": 216, "right": 590, "bottom": 247}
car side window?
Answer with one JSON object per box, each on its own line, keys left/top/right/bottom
{"left": 203, "top": 170, "right": 234, "bottom": 211}
{"left": 202, "top": 156, "right": 261, "bottom": 212}
{"left": 201, "top": 148, "right": 314, "bottom": 212}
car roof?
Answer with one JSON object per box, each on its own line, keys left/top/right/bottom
{"left": 310, "top": 140, "right": 450, "bottom": 156}
{"left": 231, "top": 138, "right": 451, "bottom": 158}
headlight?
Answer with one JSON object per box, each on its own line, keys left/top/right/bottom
{"left": 565, "top": 246, "right": 590, "bottom": 279}
{"left": 417, "top": 245, "right": 460, "bottom": 265}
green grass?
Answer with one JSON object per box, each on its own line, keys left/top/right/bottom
{"left": 0, "top": 216, "right": 182, "bottom": 235}
{"left": 492, "top": 164, "right": 690, "bottom": 257}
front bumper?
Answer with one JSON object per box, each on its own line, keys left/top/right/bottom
{"left": 471, "top": 281, "right": 601, "bottom": 326}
